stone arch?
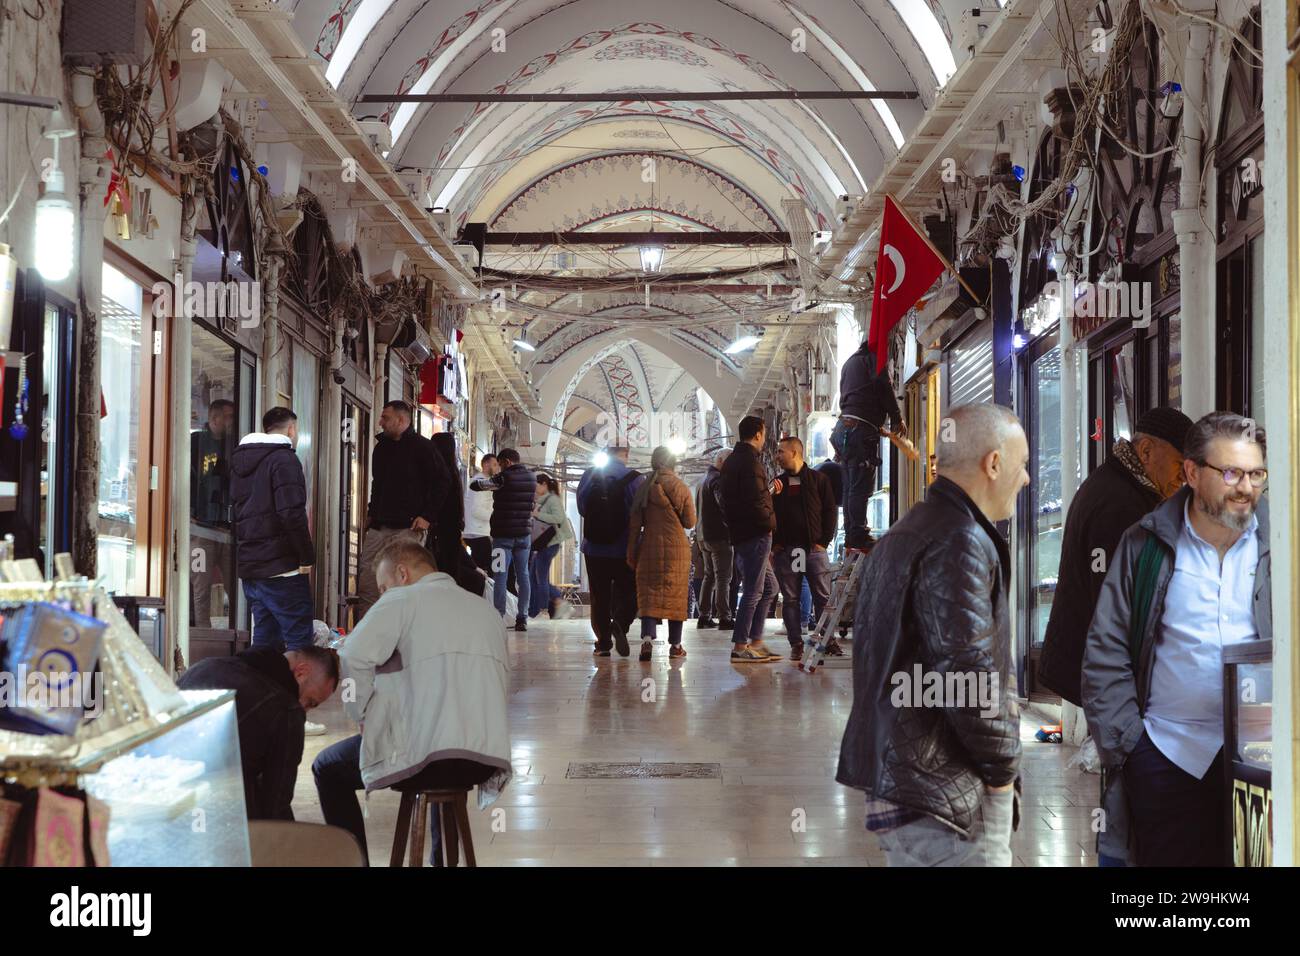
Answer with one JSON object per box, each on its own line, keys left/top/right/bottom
{"left": 534, "top": 327, "right": 740, "bottom": 464}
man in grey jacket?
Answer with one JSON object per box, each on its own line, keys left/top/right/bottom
{"left": 1082, "top": 412, "right": 1270, "bottom": 867}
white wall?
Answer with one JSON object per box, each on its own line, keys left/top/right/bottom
{"left": 1260, "top": 0, "right": 1294, "bottom": 868}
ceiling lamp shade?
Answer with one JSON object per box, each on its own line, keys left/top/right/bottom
{"left": 638, "top": 244, "right": 664, "bottom": 274}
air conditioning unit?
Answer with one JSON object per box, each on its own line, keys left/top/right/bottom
{"left": 835, "top": 194, "right": 864, "bottom": 223}
{"left": 953, "top": 7, "right": 988, "bottom": 60}
{"left": 390, "top": 317, "right": 433, "bottom": 366}
{"left": 429, "top": 207, "right": 454, "bottom": 236}
{"left": 359, "top": 120, "right": 393, "bottom": 154}
{"left": 63, "top": 0, "right": 150, "bottom": 66}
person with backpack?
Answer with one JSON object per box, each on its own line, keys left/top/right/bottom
{"left": 627, "top": 447, "right": 697, "bottom": 661}
{"left": 576, "top": 447, "right": 644, "bottom": 657}
{"left": 1083, "top": 412, "right": 1270, "bottom": 867}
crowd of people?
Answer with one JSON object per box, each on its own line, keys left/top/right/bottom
{"left": 172, "top": 339, "right": 1266, "bottom": 871}
{"left": 835, "top": 402, "right": 1268, "bottom": 869}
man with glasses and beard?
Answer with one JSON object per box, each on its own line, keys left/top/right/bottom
{"left": 1083, "top": 412, "right": 1270, "bottom": 867}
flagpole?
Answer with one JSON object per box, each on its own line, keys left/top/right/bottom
{"left": 883, "top": 194, "right": 985, "bottom": 306}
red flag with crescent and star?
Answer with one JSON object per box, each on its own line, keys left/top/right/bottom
{"left": 867, "top": 195, "right": 950, "bottom": 368}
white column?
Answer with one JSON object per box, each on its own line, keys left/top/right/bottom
{"left": 1172, "top": 14, "right": 1215, "bottom": 420}
{"left": 1260, "top": 0, "right": 1295, "bottom": 867}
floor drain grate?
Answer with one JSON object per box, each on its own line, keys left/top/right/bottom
{"left": 565, "top": 762, "right": 722, "bottom": 779}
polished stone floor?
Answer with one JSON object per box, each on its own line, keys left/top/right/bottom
{"left": 292, "top": 617, "right": 1099, "bottom": 866}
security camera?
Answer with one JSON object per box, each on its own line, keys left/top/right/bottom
{"left": 332, "top": 370, "right": 346, "bottom": 385}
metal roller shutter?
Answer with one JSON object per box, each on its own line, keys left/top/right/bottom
{"left": 945, "top": 320, "right": 994, "bottom": 411}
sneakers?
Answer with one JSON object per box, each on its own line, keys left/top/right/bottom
{"left": 669, "top": 644, "right": 686, "bottom": 659}
{"left": 614, "top": 632, "right": 631, "bottom": 657}
{"left": 825, "top": 637, "right": 845, "bottom": 657}
{"left": 304, "top": 720, "right": 327, "bottom": 736}
{"left": 731, "top": 644, "right": 779, "bottom": 663}
{"left": 696, "top": 617, "right": 717, "bottom": 629}
{"left": 717, "top": 619, "right": 735, "bottom": 631}
{"left": 789, "top": 645, "right": 803, "bottom": 662}
{"left": 514, "top": 617, "right": 527, "bottom": 632}
{"left": 639, "top": 640, "right": 653, "bottom": 662}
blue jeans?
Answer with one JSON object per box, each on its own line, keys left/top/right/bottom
{"left": 877, "top": 787, "right": 1015, "bottom": 867}
{"left": 641, "top": 616, "right": 684, "bottom": 644}
{"left": 529, "top": 543, "right": 561, "bottom": 617}
{"left": 800, "top": 576, "right": 813, "bottom": 623}
{"left": 732, "top": 534, "right": 778, "bottom": 644}
{"left": 491, "top": 535, "right": 532, "bottom": 619}
{"left": 773, "top": 546, "right": 832, "bottom": 646}
{"left": 831, "top": 418, "right": 877, "bottom": 544}
{"left": 243, "top": 574, "right": 315, "bottom": 652}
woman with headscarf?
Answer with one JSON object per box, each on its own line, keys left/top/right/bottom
{"left": 626, "top": 446, "right": 696, "bottom": 661}
{"left": 529, "top": 472, "right": 575, "bottom": 619}
{"left": 430, "top": 432, "right": 485, "bottom": 597}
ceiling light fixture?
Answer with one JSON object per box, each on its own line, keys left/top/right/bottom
{"left": 638, "top": 244, "right": 664, "bottom": 273}
{"left": 34, "top": 109, "right": 76, "bottom": 282}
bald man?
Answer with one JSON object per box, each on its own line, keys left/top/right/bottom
{"left": 837, "top": 403, "right": 1029, "bottom": 867}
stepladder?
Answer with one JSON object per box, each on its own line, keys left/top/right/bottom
{"left": 798, "top": 547, "right": 869, "bottom": 673}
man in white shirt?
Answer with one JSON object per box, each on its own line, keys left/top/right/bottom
{"left": 464, "top": 453, "right": 499, "bottom": 572}
{"left": 312, "top": 538, "right": 512, "bottom": 863}
{"left": 1083, "top": 412, "right": 1270, "bottom": 866}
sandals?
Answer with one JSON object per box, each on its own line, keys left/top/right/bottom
{"left": 639, "top": 640, "right": 653, "bottom": 662}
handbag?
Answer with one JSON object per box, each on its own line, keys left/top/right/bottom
{"left": 531, "top": 516, "right": 557, "bottom": 550}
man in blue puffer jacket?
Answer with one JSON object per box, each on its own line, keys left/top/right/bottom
{"left": 470, "top": 448, "right": 536, "bottom": 630}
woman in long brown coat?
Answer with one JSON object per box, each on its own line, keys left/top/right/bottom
{"left": 627, "top": 446, "right": 697, "bottom": 661}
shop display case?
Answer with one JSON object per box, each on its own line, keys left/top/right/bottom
{"left": 1, "top": 578, "right": 250, "bottom": 867}
{"left": 3, "top": 691, "right": 251, "bottom": 867}
{"left": 1223, "top": 640, "right": 1272, "bottom": 867}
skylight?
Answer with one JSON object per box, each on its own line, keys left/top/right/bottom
{"left": 785, "top": 5, "right": 905, "bottom": 148}
{"left": 888, "top": 0, "right": 957, "bottom": 87}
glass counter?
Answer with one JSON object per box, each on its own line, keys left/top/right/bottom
{"left": 1223, "top": 640, "right": 1272, "bottom": 867}
{"left": 3, "top": 690, "right": 250, "bottom": 867}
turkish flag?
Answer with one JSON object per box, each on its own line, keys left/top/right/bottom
{"left": 868, "top": 195, "right": 948, "bottom": 367}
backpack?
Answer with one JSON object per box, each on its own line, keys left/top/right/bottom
{"left": 583, "top": 470, "right": 639, "bottom": 545}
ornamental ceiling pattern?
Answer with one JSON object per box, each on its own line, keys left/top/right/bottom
{"left": 491, "top": 153, "right": 779, "bottom": 232}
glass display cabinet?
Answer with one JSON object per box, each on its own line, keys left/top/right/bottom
{"left": 1223, "top": 640, "right": 1272, "bottom": 867}
{"left": 2, "top": 690, "right": 250, "bottom": 867}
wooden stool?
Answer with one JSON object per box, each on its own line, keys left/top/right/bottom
{"left": 389, "top": 788, "right": 477, "bottom": 868}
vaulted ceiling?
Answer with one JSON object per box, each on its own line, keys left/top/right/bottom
{"left": 281, "top": 0, "right": 1005, "bottom": 457}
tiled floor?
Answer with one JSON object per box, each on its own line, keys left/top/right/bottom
{"left": 291, "top": 618, "right": 1099, "bottom": 866}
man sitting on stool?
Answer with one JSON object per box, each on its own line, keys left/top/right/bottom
{"left": 313, "top": 538, "right": 512, "bottom": 864}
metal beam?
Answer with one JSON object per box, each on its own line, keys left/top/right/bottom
{"left": 477, "top": 231, "right": 792, "bottom": 246}
{"left": 361, "top": 90, "right": 919, "bottom": 104}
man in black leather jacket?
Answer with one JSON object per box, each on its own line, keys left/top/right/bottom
{"left": 836, "top": 403, "right": 1028, "bottom": 866}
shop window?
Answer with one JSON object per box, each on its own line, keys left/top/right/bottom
{"left": 1167, "top": 313, "right": 1183, "bottom": 408}
{"left": 98, "top": 266, "right": 147, "bottom": 594}
{"left": 1110, "top": 340, "right": 1136, "bottom": 443}
{"left": 292, "top": 343, "right": 320, "bottom": 519}
{"left": 190, "top": 324, "right": 238, "bottom": 629}
{"left": 1027, "top": 339, "right": 1063, "bottom": 650}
